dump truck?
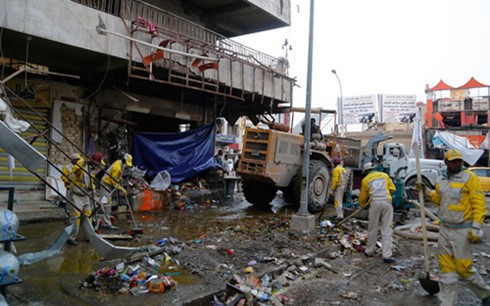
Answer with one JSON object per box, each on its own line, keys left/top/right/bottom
{"left": 236, "top": 109, "right": 361, "bottom": 213}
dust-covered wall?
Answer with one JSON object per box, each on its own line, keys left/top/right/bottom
{"left": 49, "top": 102, "right": 85, "bottom": 169}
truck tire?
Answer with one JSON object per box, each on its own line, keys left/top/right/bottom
{"left": 307, "top": 160, "right": 330, "bottom": 213}
{"left": 405, "top": 176, "right": 431, "bottom": 200}
{"left": 284, "top": 160, "right": 330, "bottom": 213}
{"left": 242, "top": 180, "right": 277, "bottom": 208}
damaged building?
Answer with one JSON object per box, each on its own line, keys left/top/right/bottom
{"left": 0, "top": 0, "right": 294, "bottom": 190}
{"left": 424, "top": 78, "right": 490, "bottom": 166}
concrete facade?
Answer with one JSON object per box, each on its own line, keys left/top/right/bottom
{"left": 1, "top": 0, "right": 293, "bottom": 119}
{"left": 0, "top": 0, "right": 293, "bottom": 189}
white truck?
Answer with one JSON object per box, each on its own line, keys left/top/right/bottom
{"left": 357, "top": 132, "right": 445, "bottom": 199}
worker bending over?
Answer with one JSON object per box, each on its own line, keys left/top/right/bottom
{"left": 100, "top": 153, "right": 133, "bottom": 229}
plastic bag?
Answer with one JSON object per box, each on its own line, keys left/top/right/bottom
{"left": 46, "top": 176, "right": 66, "bottom": 201}
{"left": 150, "top": 170, "right": 171, "bottom": 191}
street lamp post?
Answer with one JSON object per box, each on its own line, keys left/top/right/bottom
{"left": 298, "top": 0, "right": 315, "bottom": 216}
{"left": 291, "top": 0, "right": 316, "bottom": 233}
{"left": 331, "top": 69, "right": 343, "bottom": 135}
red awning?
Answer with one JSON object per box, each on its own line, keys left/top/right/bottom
{"left": 428, "top": 79, "right": 455, "bottom": 91}
{"left": 458, "top": 77, "right": 488, "bottom": 89}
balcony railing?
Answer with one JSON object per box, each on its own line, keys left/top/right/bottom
{"left": 71, "top": 0, "right": 279, "bottom": 69}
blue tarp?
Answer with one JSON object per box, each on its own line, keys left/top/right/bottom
{"left": 132, "top": 124, "right": 217, "bottom": 183}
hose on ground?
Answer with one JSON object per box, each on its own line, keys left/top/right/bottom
{"left": 394, "top": 219, "right": 439, "bottom": 241}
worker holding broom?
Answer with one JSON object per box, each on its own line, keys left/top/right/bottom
{"left": 100, "top": 153, "right": 133, "bottom": 229}
{"left": 420, "top": 149, "right": 489, "bottom": 305}
{"left": 66, "top": 154, "right": 96, "bottom": 246}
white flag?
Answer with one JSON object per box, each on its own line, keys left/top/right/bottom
{"left": 409, "top": 108, "right": 424, "bottom": 158}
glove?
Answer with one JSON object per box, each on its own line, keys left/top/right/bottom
{"left": 416, "top": 182, "right": 432, "bottom": 201}
{"left": 361, "top": 200, "right": 370, "bottom": 210}
{"left": 468, "top": 222, "right": 483, "bottom": 244}
{"left": 119, "top": 187, "right": 127, "bottom": 195}
{"left": 415, "top": 182, "right": 431, "bottom": 195}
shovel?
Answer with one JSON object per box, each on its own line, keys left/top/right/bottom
{"left": 414, "top": 142, "right": 440, "bottom": 295}
{"left": 333, "top": 206, "right": 363, "bottom": 228}
{"left": 324, "top": 206, "right": 363, "bottom": 234}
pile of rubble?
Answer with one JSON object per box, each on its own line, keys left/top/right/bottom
{"left": 79, "top": 237, "right": 187, "bottom": 296}
{"left": 80, "top": 264, "right": 176, "bottom": 295}
{"left": 211, "top": 254, "right": 341, "bottom": 305}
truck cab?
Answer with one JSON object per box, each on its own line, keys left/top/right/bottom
{"left": 357, "top": 132, "right": 445, "bottom": 200}
{"left": 382, "top": 142, "right": 408, "bottom": 178}
{"left": 379, "top": 142, "right": 445, "bottom": 198}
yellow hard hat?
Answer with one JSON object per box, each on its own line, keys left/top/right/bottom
{"left": 123, "top": 153, "right": 133, "bottom": 167}
{"left": 70, "top": 153, "right": 81, "bottom": 160}
{"left": 444, "top": 149, "right": 463, "bottom": 161}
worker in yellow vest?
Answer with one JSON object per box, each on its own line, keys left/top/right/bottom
{"left": 359, "top": 162, "right": 396, "bottom": 263}
{"left": 330, "top": 157, "right": 347, "bottom": 221}
{"left": 67, "top": 155, "right": 94, "bottom": 245}
{"left": 100, "top": 153, "right": 133, "bottom": 229}
{"left": 422, "top": 149, "right": 490, "bottom": 305}
{"left": 61, "top": 153, "right": 81, "bottom": 199}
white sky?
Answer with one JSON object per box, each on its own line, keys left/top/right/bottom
{"left": 235, "top": 0, "right": 490, "bottom": 120}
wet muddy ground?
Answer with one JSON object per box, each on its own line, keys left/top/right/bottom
{"left": 5, "top": 193, "right": 490, "bottom": 305}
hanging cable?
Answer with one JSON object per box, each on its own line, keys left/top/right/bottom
{"left": 84, "top": 55, "right": 111, "bottom": 100}
{"left": 25, "top": 36, "right": 32, "bottom": 87}
{"left": 218, "top": 95, "right": 226, "bottom": 118}
{"left": 180, "top": 87, "right": 184, "bottom": 129}
{"left": 0, "top": 28, "right": 5, "bottom": 80}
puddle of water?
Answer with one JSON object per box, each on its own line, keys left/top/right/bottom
{"left": 158, "top": 261, "right": 199, "bottom": 285}
{"left": 7, "top": 193, "right": 286, "bottom": 304}
{"left": 8, "top": 221, "right": 94, "bottom": 304}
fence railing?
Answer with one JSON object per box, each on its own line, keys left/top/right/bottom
{"left": 71, "top": 0, "right": 279, "bottom": 68}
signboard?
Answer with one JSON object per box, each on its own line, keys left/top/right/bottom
{"left": 450, "top": 89, "right": 467, "bottom": 101}
{"left": 379, "top": 94, "right": 416, "bottom": 123}
{"left": 215, "top": 134, "right": 237, "bottom": 144}
{"left": 6, "top": 79, "right": 52, "bottom": 108}
{"left": 472, "top": 98, "right": 489, "bottom": 111}
{"left": 340, "top": 95, "right": 376, "bottom": 125}
{"left": 439, "top": 98, "right": 463, "bottom": 112}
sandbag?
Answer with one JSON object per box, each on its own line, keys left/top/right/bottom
{"left": 150, "top": 170, "right": 171, "bottom": 191}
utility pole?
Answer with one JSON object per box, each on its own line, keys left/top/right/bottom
{"left": 291, "top": 0, "right": 316, "bottom": 233}
{"left": 331, "top": 69, "right": 343, "bottom": 136}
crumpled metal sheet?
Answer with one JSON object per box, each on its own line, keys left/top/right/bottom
{"left": 81, "top": 215, "right": 140, "bottom": 260}
{"left": 18, "top": 224, "right": 73, "bottom": 266}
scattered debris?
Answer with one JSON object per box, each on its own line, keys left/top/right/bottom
{"left": 340, "top": 291, "right": 359, "bottom": 300}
